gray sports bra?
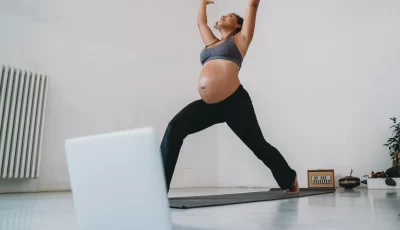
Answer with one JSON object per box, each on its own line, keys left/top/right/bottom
{"left": 200, "top": 36, "right": 243, "bottom": 69}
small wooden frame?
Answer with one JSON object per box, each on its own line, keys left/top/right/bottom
{"left": 307, "top": 169, "right": 335, "bottom": 188}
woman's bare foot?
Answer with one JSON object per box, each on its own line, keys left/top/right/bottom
{"left": 285, "top": 176, "right": 299, "bottom": 194}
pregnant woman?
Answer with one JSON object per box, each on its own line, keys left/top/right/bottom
{"left": 160, "top": 0, "right": 298, "bottom": 194}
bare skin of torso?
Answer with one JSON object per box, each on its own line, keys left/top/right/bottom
{"left": 198, "top": 34, "right": 248, "bottom": 104}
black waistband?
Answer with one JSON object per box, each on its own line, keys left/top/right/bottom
{"left": 210, "top": 84, "right": 246, "bottom": 106}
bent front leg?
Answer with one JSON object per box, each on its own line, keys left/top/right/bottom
{"left": 160, "top": 99, "right": 224, "bottom": 192}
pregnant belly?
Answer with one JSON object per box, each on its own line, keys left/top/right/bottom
{"left": 198, "top": 60, "right": 241, "bottom": 104}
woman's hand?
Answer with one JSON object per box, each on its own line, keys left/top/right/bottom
{"left": 202, "top": 0, "right": 214, "bottom": 5}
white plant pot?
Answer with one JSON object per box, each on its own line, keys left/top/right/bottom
{"left": 367, "top": 178, "right": 400, "bottom": 190}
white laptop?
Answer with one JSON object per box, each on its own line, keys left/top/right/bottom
{"left": 65, "top": 127, "right": 173, "bottom": 230}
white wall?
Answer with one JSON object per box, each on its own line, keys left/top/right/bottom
{"left": 216, "top": 0, "right": 400, "bottom": 188}
{"left": 1, "top": 0, "right": 399, "bottom": 192}
{"left": 0, "top": 0, "right": 220, "bottom": 193}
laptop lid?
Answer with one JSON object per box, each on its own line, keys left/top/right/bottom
{"left": 65, "top": 127, "right": 172, "bottom": 230}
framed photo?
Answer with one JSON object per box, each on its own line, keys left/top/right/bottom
{"left": 307, "top": 169, "right": 335, "bottom": 188}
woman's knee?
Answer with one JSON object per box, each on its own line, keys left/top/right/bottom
{"left": 164, "top": 118, "right": 187, "bottom": 140}
{"left": 160, "top": 120, "right": 186, "bottom": 160}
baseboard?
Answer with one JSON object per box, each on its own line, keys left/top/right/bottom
{"left": 0, "top": 189, "right": 71, "bottom": 195}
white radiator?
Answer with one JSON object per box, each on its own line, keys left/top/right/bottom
{"left": 0, "top": 64, "right": 49, "bottom": 179}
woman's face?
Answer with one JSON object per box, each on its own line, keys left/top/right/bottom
{"left": 217, "top": 13, "right": 241, "bottom": 30}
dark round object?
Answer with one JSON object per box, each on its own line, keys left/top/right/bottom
{"left": 339, "top": 176, "right": 360, "bottom": 189}
{"left": 385, "top": 177, "right": 397, "bottom": 186}
{"left": 385, "top": 166, "right": 400, "bottom": 177}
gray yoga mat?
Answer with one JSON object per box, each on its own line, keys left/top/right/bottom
{"left": 169, "top": 188, "right": 335, "bottom": 209}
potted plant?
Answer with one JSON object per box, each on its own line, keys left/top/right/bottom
{"left": 383, "top": 117, "right": 400, "bottom": 167}
{"left": 367, "top": 117, "right": 400, "bottom": 189}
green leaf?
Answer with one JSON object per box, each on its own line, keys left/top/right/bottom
{"left": 384, "top": 117, "right": 400, "bottom": 159}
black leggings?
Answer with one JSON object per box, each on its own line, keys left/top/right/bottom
{"left": 160, "top": 85, "right": 296, "bottom": 192}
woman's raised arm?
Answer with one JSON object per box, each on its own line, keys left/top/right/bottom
{"left": 240, "top": 0, "right": 260, "bottom": 44}
{"left": 197, "top": 0, "right": 219, "bottom": 46}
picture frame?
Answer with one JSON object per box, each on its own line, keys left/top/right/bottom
{"left": 307, "top": 169, "right": 335, "bottom": 188}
